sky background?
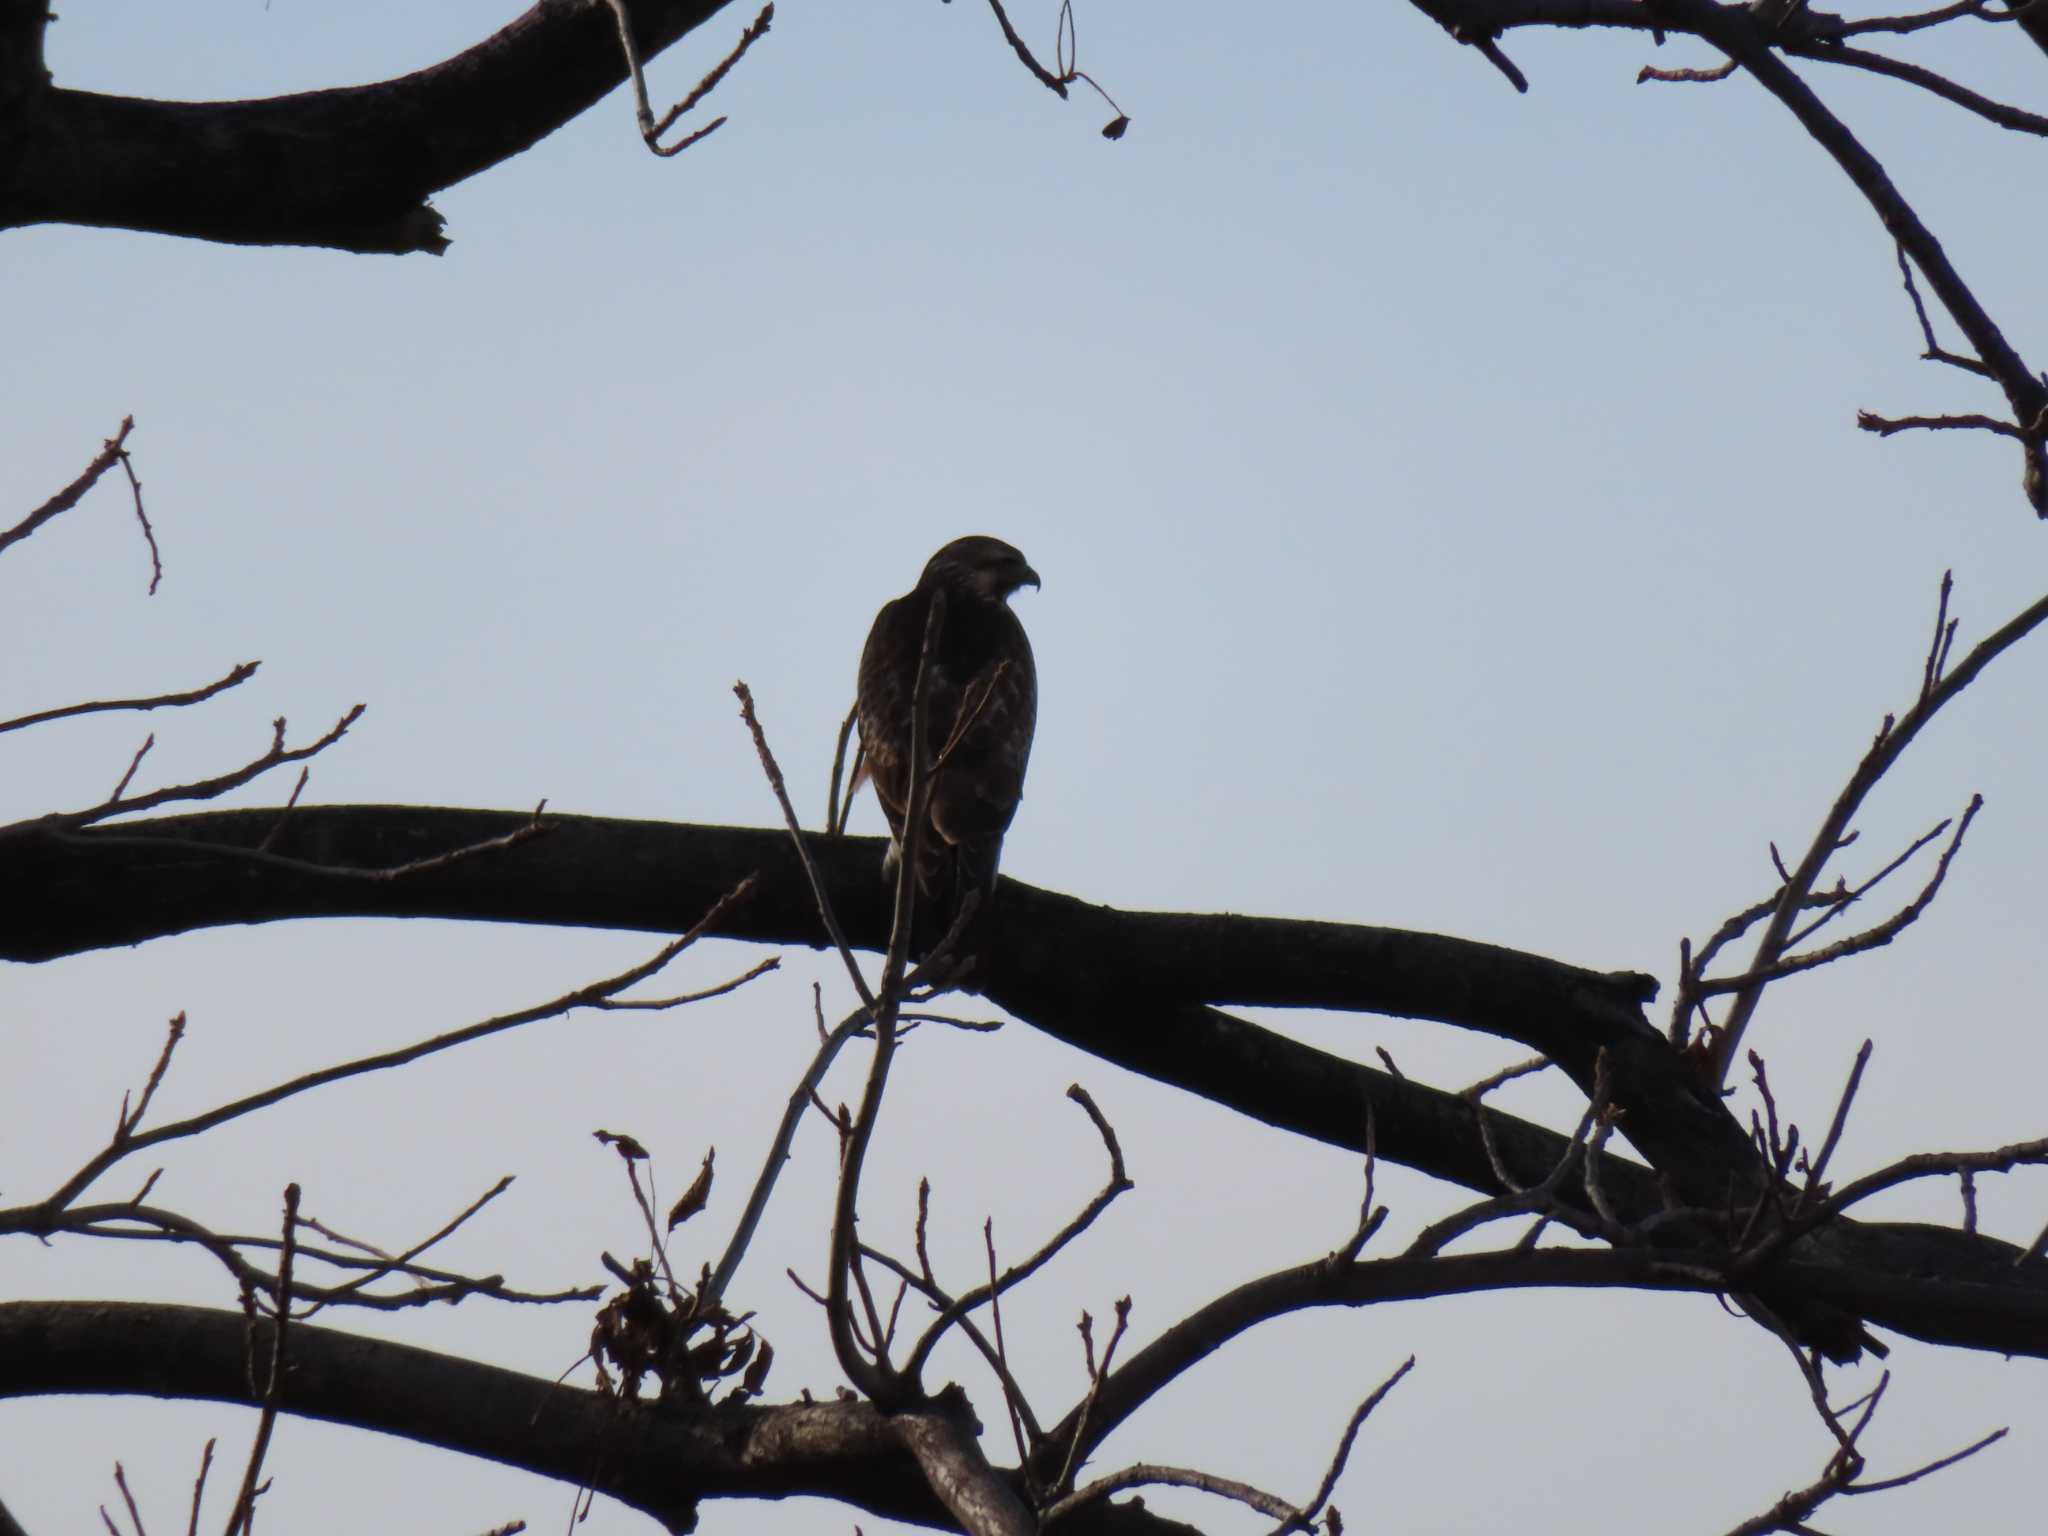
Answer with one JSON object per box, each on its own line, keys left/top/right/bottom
{"left": 5, "top": 1, "right": 2048, "bottom": 1531}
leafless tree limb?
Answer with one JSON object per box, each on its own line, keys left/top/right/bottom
{"left": 602, "top": 0, "right": 771, "bottom": 156}
{"left": 223, "top": 1184, "right": 298, "bottom": 1536}
{"left": 187, "top": 1439, "right": 216, "bottom": 1536}
{"left": 828, "top": 700, "right": 861, "bottom": 836}
{"left": 1710, "top": 577, "right": 2048, "bottom": 1080}
{"left": 5, "top": 885, "right": 753, "bottom": 1224}
{"left": 736, "top": 680, "right": 877, "bottom": 1010}
{"left": 854, "top": 1240, "right": 1048, "bottom": 1448}
{"left": 1827, "top": 0, "right": 2007, "bottom": 36}
{"left": 1858, "top": 409, "right": 2036, "bottom": 439}
{"left": 1791, "top": 38, "right": 2048, "bottom": 136}
{"left": 905, "top": 1086, "right": 1132, "bottom": 1382}
{"left": 35, "top": 1200, "right": 594, "bottom": 1312}
{"left": 1799, "top": 1039, "right": 1874, "bottom": 1209}
{"left": 892, "top": 1406, "right": 1037, "bottom": 1536}
{"left": 1046, "top": 1463, "right": 1300, "bottom": 1526}
{"left": 0, "top": 662, "right": 259, "bottom": 737}
{"left": 1638, "top": 57, "right": 1739, "bottom": 81}
{"left": 1, "top": 2, "right": 753, "bottom": 252}
{"left": 5, "top": 706, "right": 367, "bottom": 840}
{"left": 1276, "top": 1355, "right": 1417, "bottom": 1536}
{"left": 1625, "top": 0, "right": 2048, "bottom": 510}
{"left": 0, "top": 417, "right": 148, "bottom": 570}
{"left": 1696, "top": 794, "right": 1981, "bottom": 996}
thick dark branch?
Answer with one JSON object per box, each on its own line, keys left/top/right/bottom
{"left": 0, "top": 805, "right": 1675, "bottom": 1202}
{"left": 1026, "top": 1241, "right": 2035, "bottom": 1478}
{"left": 13, "top": 809, "right": 2048, "bottom": 1356}
{"left": 0, "top": 0, "right": 740, "bottom": 253}
{"left": 893, "top": 1405, "right": 1038, "bottom": 1536}
{"left": 0, "top": 1301, "right": 1173, "bottom": 1535}
{"left": 0, "top": 2, "right": 50, "bottom": 116}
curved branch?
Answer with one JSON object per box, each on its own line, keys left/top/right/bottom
{"left": 0, "top": 1301, "right": 1204, "bottom": 1536}
{"left": 1036, "top": 1236, "right": 2048, "bottom": 1479}
{"left": 13, "top": 809, "right": 2048, "bottom": 1356}
{"left": 0, "top": 0, "right": 741, "bottom": 252}
{"left": 1640, "top": 0, "right": 2048, "bottom": 508}
{"left": 0, "top": 805, "right": 1680, "bottom": 1206}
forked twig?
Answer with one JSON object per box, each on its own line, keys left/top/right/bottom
{"left": 904, "top": 1085, "right": 1132, "bottom": 1381}
{"left": 1709, "top": 576, "right": 2048, "bottom": 1081}
{"left": 602, "top": 0, "right": 772, "bottom": 155}
{"left": 17, "top": 887, "right": 752, "bottom": 1219}
{"left": 0, "top": 418, "right": 156, "bottom": 586}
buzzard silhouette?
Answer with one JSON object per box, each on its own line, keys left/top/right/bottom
{"left": 854, "top": 536, "right": 1039, "bottom": 921}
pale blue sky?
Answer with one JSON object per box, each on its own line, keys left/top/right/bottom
{"left": 6, "top": 2, "right": 2047, "bottom": 1531}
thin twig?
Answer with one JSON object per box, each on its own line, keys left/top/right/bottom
{"left": 1858, "top": 409, "right": 2028, "bottom": 438}
{"left": 1890, "top": 245, "right": 1993, "bottom": 377}
{"left": 1709, "top": 575, "right": 2048, "bottom": 1082}
{"left": 1848, "top": 1427, "right": 2008, "bottom": 1493}
{"left": 983, "top": 1220, "right": 1033, "bottom": 1470}
{"left": 1272, "top": 1356, "right": 1416, "bottom": 1536}
{"left": 1457, "top": 1056, "right": 1552, "bottom": 1098}
{"left": 112, "top": 1464, "right": 146, "bottom": 1536}
{"left": 23, "top": 894, "right": 749, "bottom": 1218}
{"left": 1698, "top": 795, "right": 1982, "bottom": 997}
{"left": 1779, "top": 816, "right": 1951, "bottom": 951}
{"left": 1830, "top": 0, "right": 1999, "bottom": 35}
{"left": 983, "top": 0, "right": 1070, "bottom": 96}
{"left": 1646, "top": 0, "right": 2048, "bottom": 512}
{"left": 602, "top": 0, "right": 772, "bottom": 155}
{"left": 303, "top": 1176, "right": 518, "bottom": 1314}
{"left": 14, "top": 707, "right": 366, "bottom": 840}
{"left": 1639, "top": 57, "right": 1738, "bottom": 81}
{"left": 1051, "top": 1297, "right": 1130, "bottom": 1497}
{"left": 0, "top": 417, "right": 136, "bottom": 561}
{"left": 905, "top": 1086, "right": 1132, "bottom": 1382}
{"left": 735, "top": 682, "right": 875, "bottom": 1010}
{"left": 590, "top": 955, "right": 780, "bottom": 1010}
{"left": 823, "top": 590, "right": 947, "bottom": 1405}
{"left": 827, "top": 700, "right": 860, "bottom": 835}
{"left": 0, "top": 662, "right": 259, "bottom": 737}
{"left": 855, "top": 1240, "right": 1048, "bottom": 1446}
{"left": 1795, "top": 39, "right": 2048, "bottom": 137}
{"left": 1798, "top": 1040, "right": 1873, "bottom": 1210}
{"left": 224, "top": 1183, "right": 299, "bottom": 1536}
{"left": 25, "top": 1197, "right": 597, "bottom": 1311}
{"left": 1045, "top": 1464, "right": 1304, "bottom": 1527}
{"left": 117, "top": 1012, "right": 189, "bottom": 1142}
{"left": 186, "top": 1439, "right": 216, "bottom": 1536}
{"left": 705, "top": 939, "right": 964, "bottom": 1310}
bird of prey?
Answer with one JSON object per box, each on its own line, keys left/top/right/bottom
{"left": 854, "top": 535, "right": 1039, "bottom": 922}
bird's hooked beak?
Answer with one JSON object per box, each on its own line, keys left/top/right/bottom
{"left": 1016, "top": 560, "right": 1042, "bottom": 592}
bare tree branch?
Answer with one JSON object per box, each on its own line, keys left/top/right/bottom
{"left": 2, "top": 1300, "right": 1214, "bottom": 1535}
{"left": 0, "top": 662, "right": 260, "bottom": 737}
{"left": 0, "top": 417, "right": 149, "bottom": 569}
{"left": 1711, "top": 579, "right": 2048, "bottom": 1079}
{"left": 1, "top": 1, "right": 747, "bottom": 252}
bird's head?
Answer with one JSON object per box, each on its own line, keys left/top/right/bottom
{"left": 922, "top": 536, "right": 1041, "bottom": 604}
